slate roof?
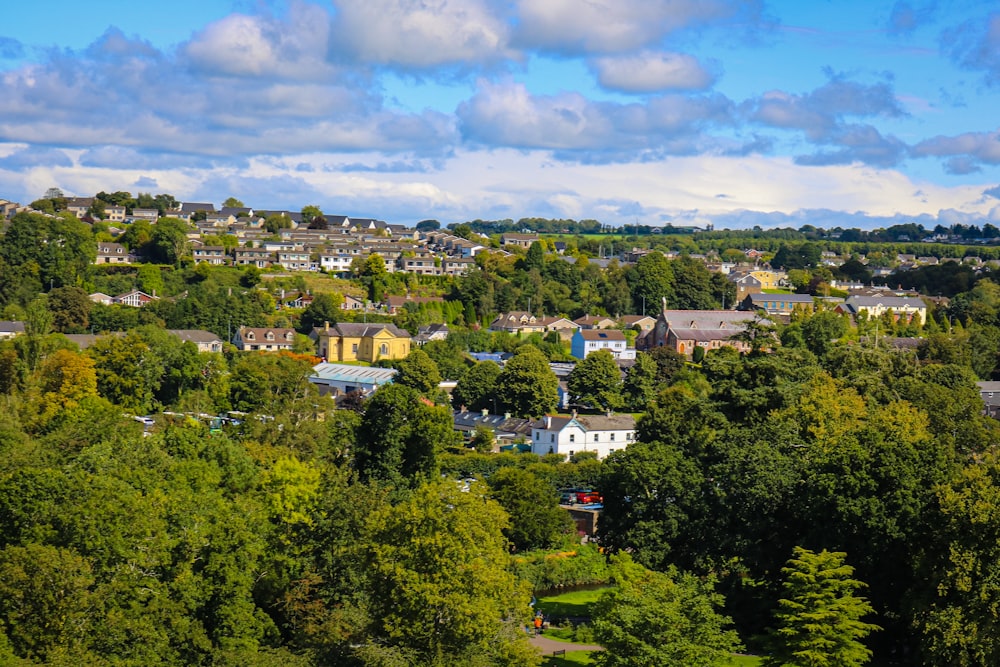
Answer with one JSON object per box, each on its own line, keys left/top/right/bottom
{"left": 326, "top": 322, "right": 409, "bottom": 338}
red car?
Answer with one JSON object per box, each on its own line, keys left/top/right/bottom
{"left": 575, "top": 490, "right": 603, "bottom": 504}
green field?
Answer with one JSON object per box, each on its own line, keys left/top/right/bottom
{"left": 536, "top": 587, "right": 609, "bottom": 618}
{"left": 540, "top": 651, "right": 762, "bottom": 666}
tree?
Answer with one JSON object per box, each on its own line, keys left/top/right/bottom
{"left": 88, "top": 331, "right": 165, "bottom": 413}
{"left": 567, "top": 349, "right": 623, "bottom": 411}
{"left": 415, "top": 219, "right": 441, "bottom": 232}
{"left": 360, "top": 480, "right": 538, "bottom": 666}
{"left": 355, "top": 384, "right": 455, "bottom": 488}
{"left": 469, "top": 424, "right": 494, "bottom": 453}
{"left": 86, "top": 199, "right": 107, "bottom": 220}
{"left": 223, "top": 197, "right": 244, "bottom": 208}
{"left": 47, "top": 286, "right": 91, "bottom": 333}
{"left": 451, "top": 361, "right": 501, "bottom": 411}
{"left": 300, "top": 205, "right": 322, "bottom": 225}
{"left": 487, "top": 467, "right": 573, "bottom": 551}
{"left": 623, "top": 352, "right": 658, "bottom": 411}
{"left": 592, "top": 553, "right": 742, "bottom": 667}
{"left": 629, "top": 252, "right": 674, "bottom": 314}
{"left": 297, "top": 293, "right": 339, "bottom": 333}
{"left": 522, "top": 241, "right": 545, "bottom": 272}
{"left": 495, "top": 345, "right": 559, "bottom": 418}
{"left": 147, "top": 217, "right": 190, "bottom": 265}
{"left": 764, "top": 547, "right": 879, "bottom": 667}
{"left": 420, "top": 339, "right": 469, "bottom": 381}
{"left": 264, "top": 213, "right": 292, "bottom": 234}
{"left": 393, "top": 349, "right": 442, "bottom": 396}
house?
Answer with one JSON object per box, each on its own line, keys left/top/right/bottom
{"left": 89, "top": 292, "right": 115, "bottom": 306}
{"left": 167, "top": 329, "right": 224, "bottom": 353}
{"left": 530, "top": 413, "right": 637, "bottom": 459}
{"left": 234, "top": 248, "right": 273, "bottom": 268}
{"left": 276, "top": 249, "right": 313, "bottom": 271}
{"left": 131, "top": 208, "right": 159, "bottom": 222}
{"left": 739, "top": 293, "right": 815, "bottom": 317}
{"left": 453, "top": 410, "right": 534, "bottom": 448}
{"left": 383, "top": 295, "right": 446, "bottom": 315}
{"left": 281, "top": 292, "right": 314, "bottom": 309}
{"left": 233, "top": 326, "right": 296, "bottom": 352}
{"left": 114, "top": 290, "right": 158, "bottom": 307}
{"left": 106, "top": 205, "right": 126, "bottom": 222}
{"left": 95, "top": 242, "right": 134, "bottom": 264}
{"left": 571, "top": 329, "right": 635, "bottom": 360}
{"left": 977, "top": 381, "right": 1000, "bottom": 420}
{"left": 341, "top": 295, "right": 366, "bottom": 311}
{"left": 174, "top": 202, "right": 216, "bottom": 222}
{"left": 312, "top": 322, "right": 411, "bottom": 362}
{"left": 835, "top": 295, "right": 927, "bottom": 326}
{"left": 538, "top": 316, "right": 579, "bottom": 339}
{"left": 0, "top": 321, "right": 25, "bottom": 340}
{"left": 65, "top": 197, "right": 94, "bottom": 218}
{"left": 574, "top": 314, "right": 617, "bottom": 329}
{"left": 729, "top": 270, "right": 783, "bottom": 300}
{"left": 414, "top": 323, "right": 449, "bottom": 345}
{"left": 192, "top": 246, "right": 229, "bottom": 265}
{"left": 644, "top": 307, "right": 758, "bottom": 357}
{"left": 489, "top": 311, "right": 546, "bottom": 334}
{"left": 500, "top": 233, "right": 539, "bottom": 248}
{"left": 620, "top": 315, "right": 656, "bottom": 332}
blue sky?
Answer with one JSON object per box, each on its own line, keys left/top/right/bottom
{"left": 1, "top": 0, "right": 998, "bottom": 229}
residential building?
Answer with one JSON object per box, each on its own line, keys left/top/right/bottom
{"left": 835, "top": 295, "right": 927, "bottom": 326}
{"left": 0, "top": 321, "right": 25, "bottom": 340}
{"left": 977, "top": 381, "right": 1000, "bottom": 420}
{"left": 131, "top": 208, "right": 159, "bottom": 222}
{"left": 414, "top": 323, "right": 449, "bottom": 345}
{"left": 167, "top": 329, "right": 224, "bottom": 353}
{"left": 233, "top": 326, "right": 296, "bottom": 352}
{"left": 65, "top": 197, "right": 94, "bottom": 218}
{"left": 453, "top": 410, "right": 533, "bottom": 447}
{"left": 500, "top": 232, "right": 539, "bottom": 248}
{"left": 96, "top": 242, "right": 134, "bottom": 264}
{"left": 341, "top": 295, "right": 366, "bottom": 311}
{"left": 192, "top": 246, "right": 229, "bottom": 265}
{"left": 620, "top": 315, "right": 656, "bottom": 332}
{"left": 312, "top": 322, "right": 411, "bottom": 362}
{"left": 739, "top": 293, "right": 815, "bottom": 317}
{"left": 489, "top": 311, "right": 546, "bottom": 334}
{"left": 106, "top": 205, "right": 126, "bottom": 222}
{"left": 571, "top": 329, "right": 635, "bottom": 360}
{"left": 234, "top": 248, "right": 273, "bottom": 268}
{"left": 114, "top": 290, "right": 158, "bottom": 307}
{"left": 729, "top": 269, "right": 783, "bottom": 300}
{"left": 574, "top": 314, "right": 617, "bottom": 329}
{"left": 530, "top": 413, "right": 637, "bottom": 459}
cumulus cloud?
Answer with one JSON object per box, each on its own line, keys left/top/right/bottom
{"left": 456, "top": 80, "right": 734, "bottom": 155}
{"left": 329, "top": 0, "right": 512, "bottom": 69}
{"left": 512, "top": 0, "right": 764, "bottom": 55}
{"left": 0, "top": 146, "right": 73, "bottom": 169}
{"left": 745, "top": 76, "right": 908, "bottom": 166}
{"left": 941, "top": 12, "right": 1000, "bottom": 86}
{"left": 590, "top": 51, "right": 718, "bottom": 93}
{"left": 984, "top": 185, "right": 1000, "bottom": 199}
{"left": 911, "top": 130, "right": 1000, "bottom": 172}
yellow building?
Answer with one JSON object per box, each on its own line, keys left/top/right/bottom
{"left": 312, "top": 322, "right": 411, "bottom": 362}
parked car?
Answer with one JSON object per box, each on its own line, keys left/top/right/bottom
{"left": 576, "top": 490, "right": 603, "bottom": 504}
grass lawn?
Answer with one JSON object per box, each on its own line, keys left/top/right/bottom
{"left": 540, "top": 651, "right": 762, "bottom": 666}
{"left": 536, "top": 588, "right": 609, "bottom": 618}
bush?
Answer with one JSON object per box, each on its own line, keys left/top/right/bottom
{"left": 512, "top": 543, "right": 610, "bottom": 591}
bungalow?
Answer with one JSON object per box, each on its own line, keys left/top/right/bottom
{"left": 167, "top": 329, "right": 224, "bottom": 353}
{"left": 574, "top": 314, "right": 617, "bottom": 330}
{"left": 620, "top": 315, "right": 657, "bottom": 332}
{"left": 114, "top": 290, "right": 158, "bottom": 307}
{"left": 500, "top": 232, "right": 539, "bottom": 248}
{"left": 232, "top": 326, "right": 296, "bottom": 352}
{"left": 0, "top": 321, "right": 25, "bottom": 340}
{"left": 341, "top": 295, "right": 366, "bottom": 311}
{"left": 530, "top": 413, "right": 637, "bottom": 459}
{"left": 489, "top": 311, "right": 546, "bottom": 335}
{"left": 96, "top": 242, "right": 134, "bottom": 265}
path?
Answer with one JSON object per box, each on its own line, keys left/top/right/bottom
{"left": 529, "top": 634, "right": 605, "bottom": 655}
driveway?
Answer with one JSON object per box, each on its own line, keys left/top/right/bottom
{"left": 530, "top": 634, "right": 605, "bottom": 655}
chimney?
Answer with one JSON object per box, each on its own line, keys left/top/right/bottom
{"left": 481, "top": 408, "right": 489, "bottom": 417}
{"left": 571, "top": 409, "right": 577, "bottom": 418}
{"left": 504, "top": 412, "right": 511, "bottom": 420}
{"left": 324, "top": 321, "right": 329, "bottom": 332}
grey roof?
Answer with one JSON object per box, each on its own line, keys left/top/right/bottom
{"left": 180, "top": 202, "right": 216, "bottom": 213}
{"left": 167, "top": 329, "right": 223, "bottom": 344}
{"left": 330, "top": 322, "right": 409, "bottom": 338}
{"left": 0, "top": 321, "right": 25, "bottom": 334}
{"left": 844, "top": 295, "right": 926, "bottom": 308}
{"left": 453, "top": 410, "right": 533, "bottom": 436}
{"left": 311, "top": 362, "right": 397, "bottom": 385}
{"left": 746, "top": 293, "right": 814, "bottom": 304}
{"left": 534, "top": 413, "right": 636, "bottom": 431}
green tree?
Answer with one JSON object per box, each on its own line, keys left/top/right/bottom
{"left": 487, "top": 467, "right": 573, "bottom": 551}
{"left": 393, "top": 348, "right": 442, "bottom": 396}
{"left": 47, "top": 286, "right": 91, "bottom": 333}
{"left": 469, "top": 424, "right": 494, "bottom": 453}
{"left": 451, "top": 360, "right": 501, "bottom": 412}
{"left": 223, "top": 197, "right": 245, "bottom": 208}
{"left": 355, "top": 384, "right": 454, "bottom": 488}
{"left": 628, "top": 251, "right": 674, "bottom": 314}
{"left": 297, "top": 292, "right": 340, "bottom": 333}
{"left": 567, "top": 349, "right": 623, "bottom": 411}
{"left": 522, "top": 241, "right": 545, "bottom": 272}
{"left": 764, "top": 547, "right": 879, "bottom": 667}
{"left": 87, "top": 331, "right": 165, "bottom": 413}
{"left": 300, "top": 205, "right": 322, "bottom": 225}
{"left": 360, "top": 480, "right": 538, "bottom": 666}
{"left": 147, "top": 217, "right": 190, "bottom": 265}
{"left": 623, "top": 352, "right": 658, "bottom": 411}
{"left": 592, "top": 553, "right": 742, "bottom": 667}
{"left": 495, "top": 345, "right": 559, "bottom": 418}
{"left": 420, "top": 339, "right": 469, "bottom": 381}
{"left": 415, "top": 219, "right": 441, "bottom": 232}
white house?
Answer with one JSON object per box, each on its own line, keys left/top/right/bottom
{"left": 531, "top": 413, "right": 637, "bottom": 459}
{"left": 571, "top": 329, "right": 635, "bottom": 360}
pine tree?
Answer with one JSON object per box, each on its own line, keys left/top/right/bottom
{"left": 764, "top": 547, "right": 880, "bottom": 667}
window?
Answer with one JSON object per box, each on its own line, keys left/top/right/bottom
{"left": 380, "top": 343, "right": 388, "bottom": 355}
{"left": 550, "top": 434, "right": 555, "bottom": 443}
{"left": 610, "top": 433, "right": 615, "bottom": 441}
{"left": 352, "top": 343, "right": 358, "bottom": 353}
{"left": 569, "top": 434, "right": 575, "bottom": 443}
{"left": 593, "top": 434, "right": 599, "bottom": 442}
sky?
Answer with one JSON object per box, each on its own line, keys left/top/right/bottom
{"left": 1, "top": 0, "right": 999, "bottom": 230}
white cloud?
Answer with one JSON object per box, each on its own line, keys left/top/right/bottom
{"left": 512, "top": 0, "right": 760, "bottom": 55}
{"left": 329, "top": 0, "right": 512, "bottom": 68}
{"left": 590, "top": 52, "right": 718, "bottom": 93}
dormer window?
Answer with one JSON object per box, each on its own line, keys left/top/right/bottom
{"left": 266, "top": 332, "right": 274, "bottom": 341}
{"left": 246, "top": 331, "right": 255, "bottom": 340}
